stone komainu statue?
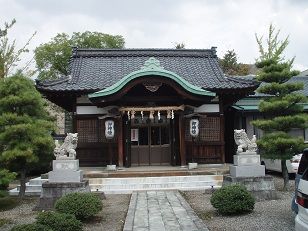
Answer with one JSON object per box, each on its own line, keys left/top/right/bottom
{"left": 54, "top": 133, "right": 78, "bottom": 159}
{"left": 234, "top": 129, "right": 257, "bottom": 154}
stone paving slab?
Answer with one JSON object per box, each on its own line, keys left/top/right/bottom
{"left": 123, "top": 190, "right": 209, "bottom": 231}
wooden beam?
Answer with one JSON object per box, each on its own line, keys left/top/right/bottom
{"left": 119, "top": 105, "right": 184, "bottom": 112}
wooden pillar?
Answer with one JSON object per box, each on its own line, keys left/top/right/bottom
{"left": 170, "top": 117, "right": 176, "bottom": 166}
{"left": 118, "top": 117, "right": 123, "bottom": 167}
{"left": 220, "top": 114, "right": 225, "bottom": 163}
{"left": 124, "top": 117, "right": 131, "bottom": 168}
{"left": 219, "top": 100, "right": 225, "bottom": 163}
{"left": 179, "top": 113, "right": 186, "bottom": 166}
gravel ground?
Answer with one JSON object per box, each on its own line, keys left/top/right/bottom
{"left": 0, "top": 194, "right": 130, "bottom": 231}
{"left": 182, "top": 174, "right": 296, "bottom": 231}
{"left": 0, "top": 198, "right": 37, "bottom": 231}
{"left": 83, "top": 194, "right": 130, "bottom": 231}
{"left": 0, "top": 175, "right": 296, "bottom": 231}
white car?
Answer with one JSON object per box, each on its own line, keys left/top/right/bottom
{"left": 261, "top": 154, "right": 302, "bottom": 176}
{"left": 295, "top": 169, "right": 308, "bottom": 231}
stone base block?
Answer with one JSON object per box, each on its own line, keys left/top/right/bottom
{"left": 106, "top": 165, "right": 117, "bottom": 171}
{"left": 223, "top": 175, "right": 277, "bottom": 201}
{"left": 34, "top": 180, "right": 90, "bottom": 211}
{"left": 230, "top": 165, "right": 265, "bottom": 177}
{"left": 53, "top": 159, "right": 79, "bottom": 171}
{"left": 188, "top": 163, "right": 198, "bottom": 170}
{"left": 49, "top": 170, "right": 83, "bottom": 183}
{"left": 233, "top": 154, "right": 260, "bottom": 166}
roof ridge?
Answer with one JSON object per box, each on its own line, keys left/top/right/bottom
{"left": 75, "top": 48, "right": 215, "bottom": 52}
{"left": 72, "top": 48, "right": 217, "bottom": 58}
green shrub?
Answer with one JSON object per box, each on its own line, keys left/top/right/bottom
{"left": 10, "top": 223, "right": 52, "bottom": 231}
{"left": 55, "top": 192, "right": 102, "bottom": 221}
{"left": 0, "top": 197, "right": 19, "bottom": 211}
{"left": 0, "top": 169, "right": 16, "bottom": 190}
{"left": 0, "top": 190, "right": 8, "bottom": 198}
{"left": 210, "top": 184, "right": 255, "bottom": 215}
{"left": 36, "top": 211, "right": 82, "bottom": 231}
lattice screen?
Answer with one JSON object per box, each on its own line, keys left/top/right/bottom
{"left": 77, "top": 118, "right": 117, "bottom": 143}
{"left": 185, "top": 117, "right": 221, "bottom": 141}
{"left": 77, "top": 119, "right": 98, "bottom": 142}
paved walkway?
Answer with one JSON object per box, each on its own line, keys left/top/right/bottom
{"left": 123, "top": 191, "right": 209, "bottom": 231}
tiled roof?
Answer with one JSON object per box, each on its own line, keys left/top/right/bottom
{"left": 234, "top": 75, "right": 308, "bottom": 112}
{"left": 36, "top": 48, "right": 258, "bottom": 93}
{"left": 238, "top": 75, "right": 308, "bottom": 97}
{"left": 298, "top": 69, "right": 308, "bottom": 76}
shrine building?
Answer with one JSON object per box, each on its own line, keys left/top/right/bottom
{"left": 36, "top": 48, "right": 258, "bottom": 167}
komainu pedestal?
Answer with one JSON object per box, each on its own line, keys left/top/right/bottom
{"left": 35, "top": 180, "right": 90, "bottom": 210}
{"left": 230, "top": 153, "right": 265, "bottom": 177}
{"left": 35, "top": 133, "right": 90, "bottom": 210}
{"left": 223, "top": 129, "right": 277, "bottom": 201}
{"left": 49, "top": 159, "right": 83, "bottom": 182}
{"left": 223, "top": 175, "right": 277, "bottom": 201}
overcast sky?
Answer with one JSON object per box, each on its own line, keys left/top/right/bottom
{"left": 1, "top": 0, "right": 307, "bottom": 71}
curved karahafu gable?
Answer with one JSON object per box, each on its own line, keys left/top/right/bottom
{"left": 88, "top": 57, "right": 216, "bottom": 99}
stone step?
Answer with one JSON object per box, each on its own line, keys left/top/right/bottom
{"left": 10, "top": 175, "right": 223, "bottom": 196}
{"left": 28, "top": 178, "right": 48, "bottom": 186}
{"left": 84, "top": 169, "right": 228, "bottom": 178}
{"left": 10, "top": 177, "right": 47, "bottom": 196}
{"left": 90, "top": 180, "right": 220, "bottom": 188}
{"left": 17, "top": 184, "right": 42, "bottom": 191}
{"left": 9, "top": 188, "right": 42, "bottom": 196}
{"left": 89, "top": 175, "right": 223, "bottom": 194}
{"left": 88, "top": 175, "right": 221, "bottom": 184}
{"left": 16, "top": 177, "right": 48, "bottom": 191}
{"left": 90, "top": 182, "right": 222, "bottom": 191}
{"left": 93, "top": 186, "right": 218, "bottom": 194}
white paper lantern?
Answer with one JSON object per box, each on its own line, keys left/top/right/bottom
{"left": 190, "top": 119, "right": 199, "bottom": 137}
{"left": 105, "top": 120, "right": 115, "bottom": 139}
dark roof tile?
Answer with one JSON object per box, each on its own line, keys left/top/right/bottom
{"left": 237, "top": 75, "right": 308, "bottom": 97}
{"left": 37, "top": 48, "right": 257, "bottom": 93}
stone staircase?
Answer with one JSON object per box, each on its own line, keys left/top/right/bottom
{"left": 89, "top": 175, "right": 223, "bottom": 194}
{"left": 9, "top": 165, "right": 227, "bottom": 196}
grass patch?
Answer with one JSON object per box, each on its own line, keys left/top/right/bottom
{"left": 0, "top": 218, "right": 12, "bottom": 227}
{"left": 0, "top": 196, "right": 20, "bottom": 211}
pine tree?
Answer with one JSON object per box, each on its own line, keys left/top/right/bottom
{"left": 0, "top": 74, "right": 55, "bottom": 197}
{"left": 252, "top": 24, "right": 307, "bottom": 190}
{"left": 220, "top": 49, "right": 249, "bottom": 76}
